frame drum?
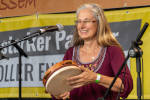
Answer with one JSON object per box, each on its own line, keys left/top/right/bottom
{"left": 43, "top": 60, "right": 82, "bottom": 96}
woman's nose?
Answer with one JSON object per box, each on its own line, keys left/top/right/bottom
{"left": 79, "top": 21, "right": 86, "bottom": 28}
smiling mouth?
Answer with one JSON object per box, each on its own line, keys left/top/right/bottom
{"left": 80, "top": 29, "right": 88, "bottom": 33}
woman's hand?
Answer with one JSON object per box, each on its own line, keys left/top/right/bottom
{"left": 54, "top": 92, "right": 70, "bottom": 100}
{"left": 67, "top": 65, "right": 97, "bottom": 89}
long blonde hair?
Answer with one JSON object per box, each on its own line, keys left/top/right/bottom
{"left": 72, "top": 4, "right": 121, "bottom": 48}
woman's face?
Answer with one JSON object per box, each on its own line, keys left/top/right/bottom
{"left": 77, "top": 8, "right": 98, "bottom": 41}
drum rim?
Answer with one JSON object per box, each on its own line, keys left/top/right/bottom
{"left": 45, "top": 65, "right": 81, "bottom": 94}
{"left": 43, "top": 63, "right": 78, "bottom": 86}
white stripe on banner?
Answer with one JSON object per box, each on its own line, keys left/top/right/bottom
{"left": 0, "top": 54, "right": 64, "bottom": 87}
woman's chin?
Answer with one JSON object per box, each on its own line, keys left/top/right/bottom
{"left": 80, "top": 36, "right": 89, "bottom": 40}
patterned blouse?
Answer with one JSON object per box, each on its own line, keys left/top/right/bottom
{"left": 53, "top": 46, "right": 133, "bottom": 100}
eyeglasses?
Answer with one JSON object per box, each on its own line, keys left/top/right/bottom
{"left": 75, "top": 20, "right": 96, "bottom": 25}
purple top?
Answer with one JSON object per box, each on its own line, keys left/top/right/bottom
{"left": 53, "top": 46, "right": 133, "bottom": 100}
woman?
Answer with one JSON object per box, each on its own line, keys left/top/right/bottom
{"left": 53, "top": 4, "right": 133, "bottom": 100}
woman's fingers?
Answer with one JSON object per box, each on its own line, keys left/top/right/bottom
{"left": 71, "top": 84, "right": 83, "bottom": 89}
{"left": 69, "top": 78, "right": 84, "bottom": 85}
{"left": 67, "top": 66, "right": 97, "bottom": 89}
{"left": 55, "top": 92, "right": 70, "bottom": 100}
{"left": 60, "top": 92, "right": 70, "bottom": 100}
{"left": 67, "top": 66, "right": 88, "bottom": 81}
{"left": 67, "top": 74, "right": 82, "bottom": 81}
{"left": 79, "top": 65, "right": 86, "bottom": 71}
{"left": 67, "top": 72, "right": 89, "bottom": 88}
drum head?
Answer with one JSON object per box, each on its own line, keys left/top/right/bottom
{"left": 45, "top": 65, "right": 82, "bottom": 96}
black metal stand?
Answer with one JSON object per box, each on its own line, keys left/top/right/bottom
{"left": 19, "top": 53, "right": 22, "bottom": 100}
{"left": 136, "top": 53, "right": 142, "bottom": 100}
{"left": 130, "top": 41, "right": 143, "bottom": 100}
{"left": 11, "top": 40, "right": 28, "bottom": 100}
{"left": 0, "top": 25, "right": 62, "bottom": 100}
{"left": 97, "top": 54, "right": 130, "bottom": 100}
{"left": 0, "top": 33, "right": 42, "bottom": 100}
{"left": 0, "top": 27, "right": 51, "bottom": 100}
{"left": 97, "top": 22, "right": 149, "bottom": 100}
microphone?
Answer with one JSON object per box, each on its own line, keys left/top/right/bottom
{"left": 39, "top": 24, "right": 64, "bottom": 34}
{"left": 24, "top": 24, "right": 64, "bottom": 40}
{"left": 136, "top": 22, "right": 149, "bottom": 42}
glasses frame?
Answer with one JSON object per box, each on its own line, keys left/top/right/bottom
{"left": 75, "top": 20, "right": 97, "bottom": 25}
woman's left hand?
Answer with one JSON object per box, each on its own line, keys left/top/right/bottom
{"left": 67, "top": 65, "right": 97, "bottom": 89}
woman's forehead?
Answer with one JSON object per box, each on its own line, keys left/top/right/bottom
{"left": 77, "top": 9, "right": 95, "bottom": 19}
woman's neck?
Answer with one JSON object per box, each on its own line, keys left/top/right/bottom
{"left": 79, "top": 39, "right": 101, "bottom": 62}
{"left": 82, "top": 39, "right": 100, "bottom": 51}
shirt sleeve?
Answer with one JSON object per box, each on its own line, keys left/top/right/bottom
{"left": 63, "top": 47, "right": 74, "bottom": 60}
{"left": 109, "top": 46, "right": 133, "bottom": 98}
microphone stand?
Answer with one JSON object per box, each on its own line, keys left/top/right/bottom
{"left": 97, "top": 54, "right": 130, "bottom": 100}
{"left": 97, "top": 22, "right": 149, "bottom": 100}
{"left": 0, "top": 25, "right": 63, "bottom": 99}
{"left": 130, "top": 41, "right": 143, "bottom": 100}
{"left": 0, "top": 31, "right": 47, "bottom": 100}
{"left": 11, "top": 40, "right": 28, "bottom": 100}
{"left": 0, "top": 31, "right": 42, "bottom": 50}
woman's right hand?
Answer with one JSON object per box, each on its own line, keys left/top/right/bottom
{"left": 54, "top": 92, "right": 70, "bottom": 100}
